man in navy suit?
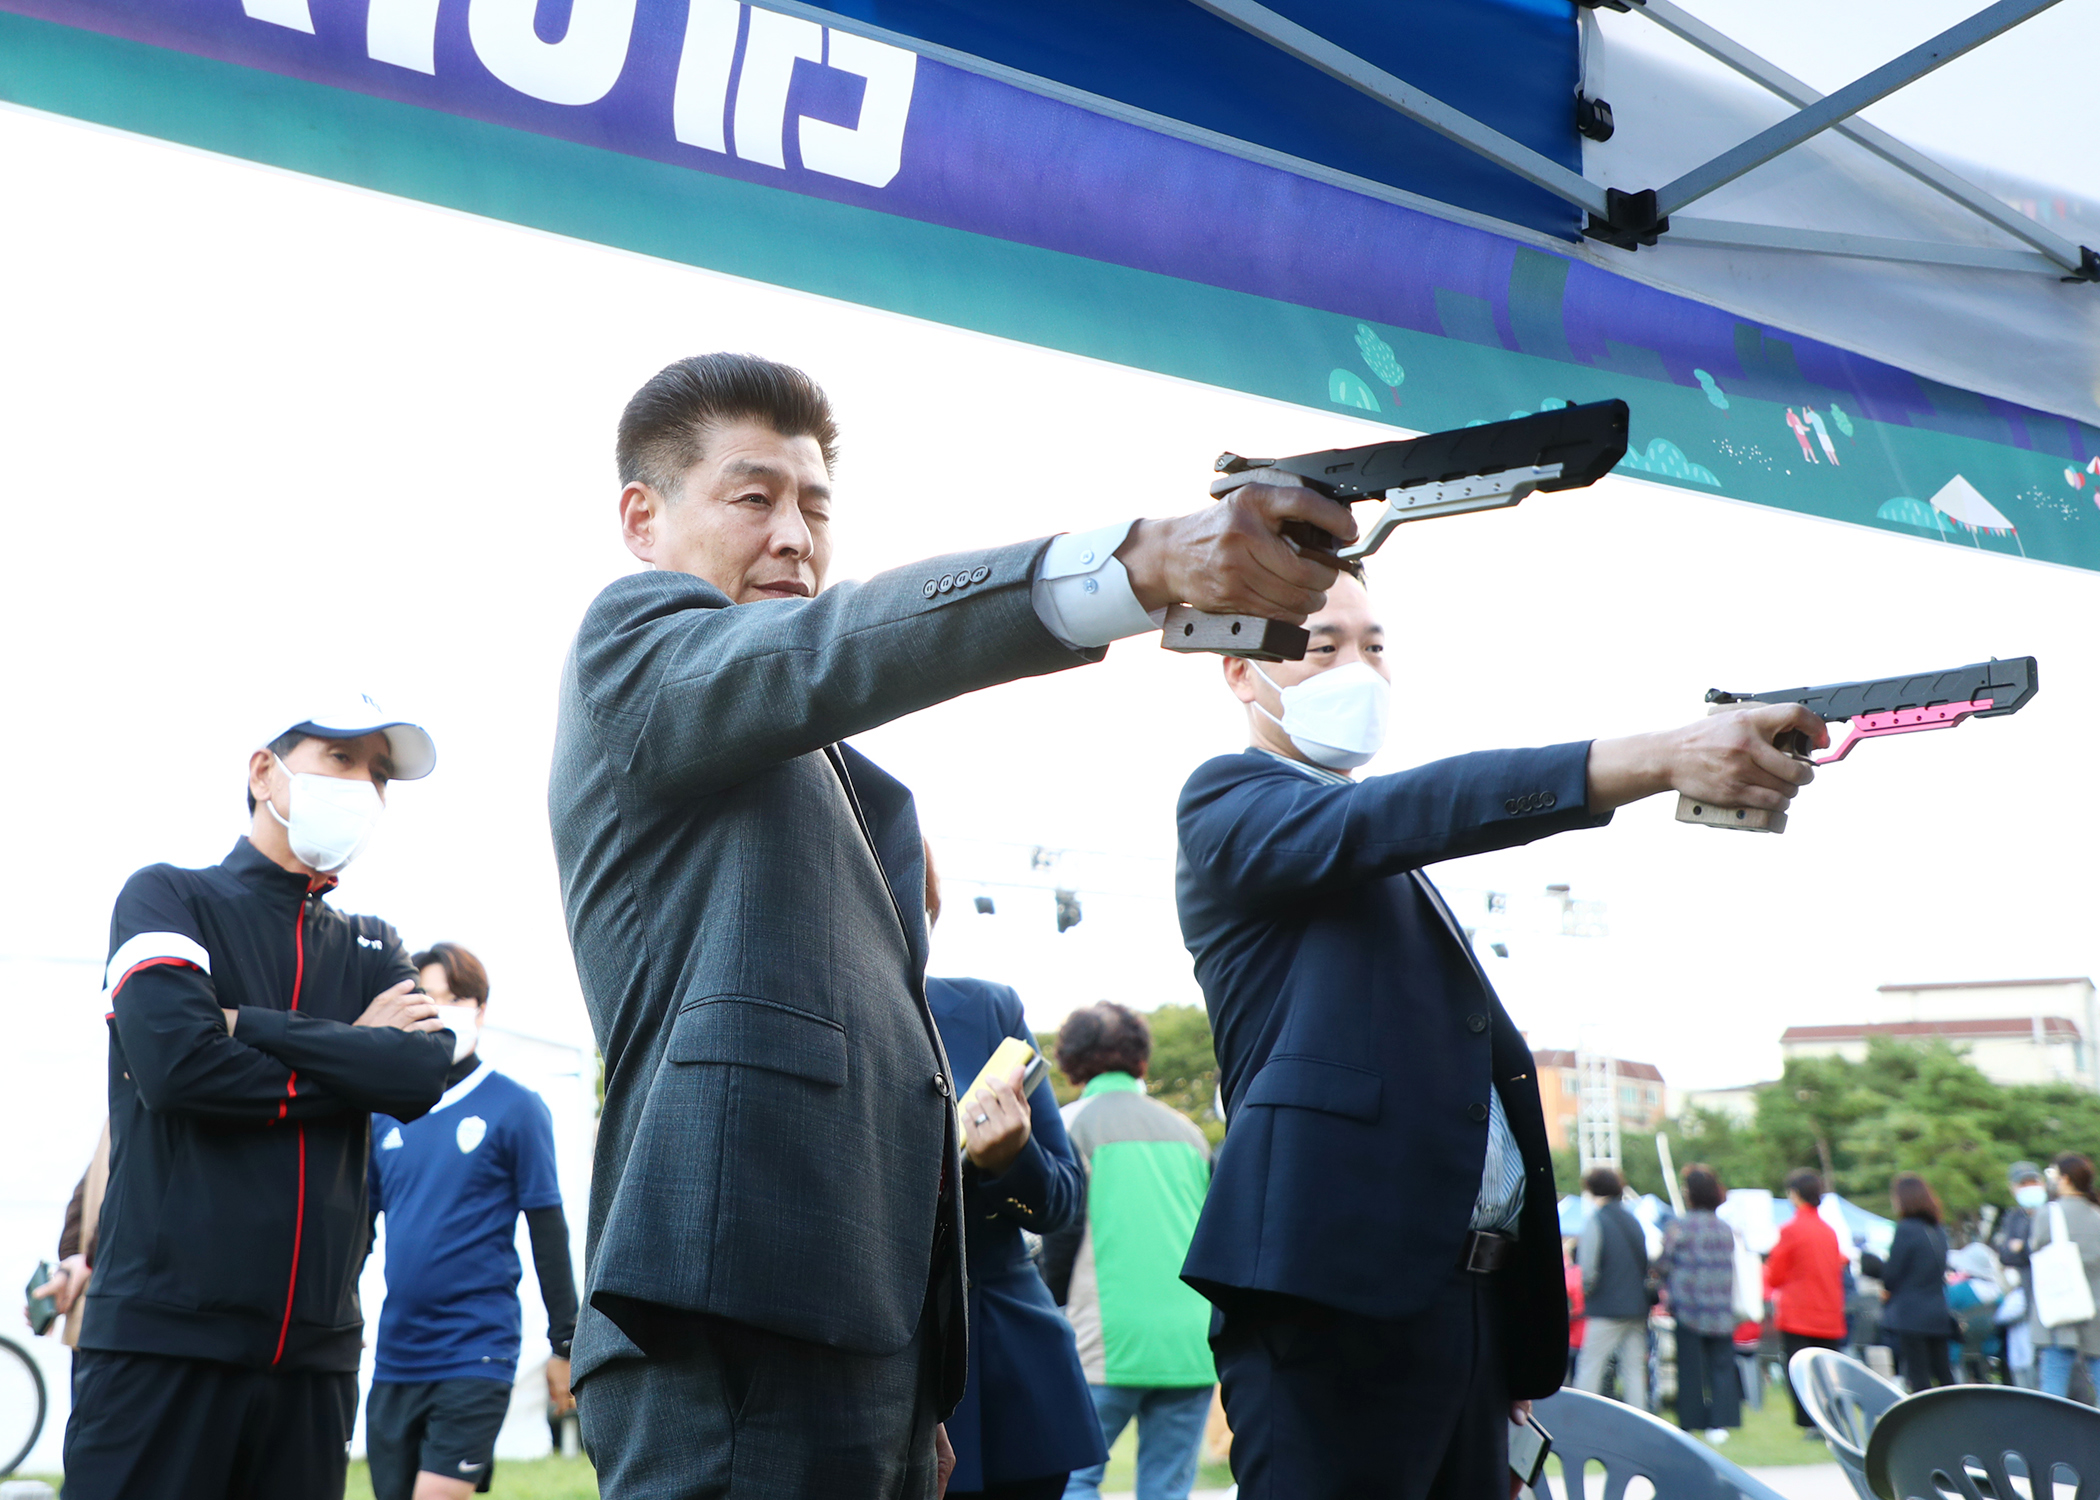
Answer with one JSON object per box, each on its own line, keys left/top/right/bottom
{"left": 1175, "top": 575, "right": 1823, "bottom": 1498}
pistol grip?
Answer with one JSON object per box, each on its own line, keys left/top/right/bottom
{"left": 1675, "top": 698, "right": 1802, "bottom": 832}
{"left": 1159, "top": 607, "right": 1309, "bottom": 662}
{"left": 1675, "top": 795, "right": 1787, "bottom": 834}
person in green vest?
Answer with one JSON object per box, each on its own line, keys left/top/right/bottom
{"left": 1041, "top": 1003, "right": 1216, "bottom": 1500}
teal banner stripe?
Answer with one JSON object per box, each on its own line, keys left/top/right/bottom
{"left": 5, "top": 9, "right": 2096, "bottom": 570}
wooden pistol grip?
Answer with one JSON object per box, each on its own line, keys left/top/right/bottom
{"left": 1675, "top": 794, "right": 1787, "bottom": 833}
{"left": 1672, "top": 699, "right": 1805, "bottom": 835}
{"left": 1160, "top": 606, "right": 1309, "bottom": 662}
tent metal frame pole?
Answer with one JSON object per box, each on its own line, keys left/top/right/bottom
{"left": 1649, "top": 0, "right": 2067, "bottom": 219}
{"left": 1631, "top": 0, "right": 2088, "bottom": 274}
{"left": 1667, "top": 217, "right": 2065, "bottom": 274}
{"left": 1184, "top": 0, "right": 1608, "bottom": 215}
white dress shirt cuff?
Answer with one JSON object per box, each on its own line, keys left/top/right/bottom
{"left": 1030, "top": 521, "right": 1166, "bottom": 650}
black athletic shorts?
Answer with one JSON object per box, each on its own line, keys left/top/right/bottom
{"left": 365, "top": 1377, "right": 513, "bottom": 1499}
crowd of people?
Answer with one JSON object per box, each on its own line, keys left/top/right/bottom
{"left": 29, "top": 351, "right": 1848, "bottom": 1500}
{"left": 1561, "top": 1151, "right": 2100, "bottom": 1442}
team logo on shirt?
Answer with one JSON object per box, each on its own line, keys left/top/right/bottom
{"left": 456, "top": 1116, "right": 487, "bottom": 1153}
{"left": 380, "top": 1126, "right": 404, "bottom": 1151}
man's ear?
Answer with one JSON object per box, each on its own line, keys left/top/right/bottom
{"left": 1223, "top": 657, "right": 1260, "bottom": 706}
{"left": 247, "top": 749, "right": 278, "bottom": 809}
{"left": 618, "top": 482, "right": 663, "bottom": 564}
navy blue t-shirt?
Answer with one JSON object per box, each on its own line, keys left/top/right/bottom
{"left": 369, "top": 1064, "right": 563, "bottom": 1384}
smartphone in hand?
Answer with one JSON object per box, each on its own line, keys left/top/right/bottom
{"left": 25, "top": 1261, "right": 59, "bottom": 1337}
{"left": 1508, "top": 1409, "right": 1551, "bottom": 1493}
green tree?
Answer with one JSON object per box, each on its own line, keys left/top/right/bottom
{"left": 1648, "top": 1039, "right": 2100, "bottom": 1231}
{"left": 1551, "top": 1131, "right": 1671, "bottom": 1204}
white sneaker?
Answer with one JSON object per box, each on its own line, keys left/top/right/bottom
{"left": 1704, "top": 1428, "right": 1729, "bottom": 1444}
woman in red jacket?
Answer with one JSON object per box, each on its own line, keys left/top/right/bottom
{"left": 1764, "top": 1169, "right": 1848, "bottom": 1429}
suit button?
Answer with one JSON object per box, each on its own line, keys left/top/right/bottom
{"left": 1543, "top": 792, "right": 1557, "bottom": 809}
{"left": 1503, "top": 799, "right": 1518, "bottom": 815}
{"left": 1467, "top": 1102, "right": 1489, "bottom": 1123}
{"left": 952, "top": 571, "right": 970, "bottom": 589}
{"left": 922, "top": 580, "right": 938, "bottom": 599}
{"left": 938, "top": 574, "right": 955, "bottom": 593}
{"left": 970, "top": 565, "right": 991, "bottom": 584}
{"left": 1468, "top": 1014, "right": 1488, "bottom": 1033}
{"left": 932, "top": 1074, "right": 950, "bottom": 1097}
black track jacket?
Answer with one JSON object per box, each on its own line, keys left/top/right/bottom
{"left": 82, "top": 839, "right": 452, "bottom": 1371}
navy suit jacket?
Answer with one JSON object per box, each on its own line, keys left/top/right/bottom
{"left": 926, "top": 977, "right": 1106, "bottom": 1490}
{"left": 1175, "top": 745, "right": 1608, "bottom": 1399}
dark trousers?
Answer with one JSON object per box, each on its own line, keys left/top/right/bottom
{"left": 1779, "top": 1333, "right": 1844, "bottom": 1427}
{"left": 1673, "top": 1330, "right": 1740, "bottom": 1431}
{"left": 577, "top": 1306, "right": 939, "bottom": 1499}
{"left": 948, "top": 1477, "right": 1069, "bottom": 1500}
{"left": 62, "top": 1348, "right": 356, "bottom": 1500}
{"left": 1211, "top": 1271, "right": 1511, "bottom": 1500}
{"left": 1896, "top": 1332, "right": 1955, "bottom": 1392}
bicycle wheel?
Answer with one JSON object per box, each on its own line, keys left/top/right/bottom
{"left": 0, "top": 1334, "right": 47, "bottom": 1476}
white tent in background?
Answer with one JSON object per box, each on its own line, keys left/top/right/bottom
{"left": 1930, "top": 474, "right": 2021, "bottom": 538}
{"left": 1718, "top": 1187, "right": 1780, "bottom": 1254}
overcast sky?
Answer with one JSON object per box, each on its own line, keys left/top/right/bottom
{"left": 3, "top": 0, "right": 2096, "bottom": 1202}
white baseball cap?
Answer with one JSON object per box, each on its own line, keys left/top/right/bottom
{"left": 258, "top": 691, "right": 437, "bottom": 780}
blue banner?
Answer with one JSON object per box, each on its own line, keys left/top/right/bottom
{"left": 3, "top": 0, "right": 2097, "bottom": 568}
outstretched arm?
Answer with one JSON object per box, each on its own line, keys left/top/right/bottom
{"left": 1587, "top": 702, "right": 1827, "bottom": 814}
{"left": 1178, "top": 742, "right": 1604, "bottom": 908}
{"left": 576, "top": 487, "right": 1355, "bottom": 804}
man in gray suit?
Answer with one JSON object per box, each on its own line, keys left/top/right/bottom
{"left": 549, "top": 353, "right": 1351, "bottom": 1498}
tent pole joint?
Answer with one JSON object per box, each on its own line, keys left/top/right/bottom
{"left": 2065, "top": 247, "right": 2100, "bottom": 285}
{"left": 1584, "top": 187, "right": 1668, "bottom": 251}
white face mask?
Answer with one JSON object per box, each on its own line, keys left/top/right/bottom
{"left": 2016, "top": 1183, "right": 2048, "bottom": 1210}
{"left": 1253, "top": 661, "right": 1391, "bottom": 771}
{"left": 432, "top": 1003, "right": 481, "bottom": 1064}
{"left": 262, "top": 755, "right": 384, "bottom": 873}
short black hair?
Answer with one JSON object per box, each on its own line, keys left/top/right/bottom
{"left": 1055, "top": 1003, "right": 1152, "bottom": 1087}
{"left": 246, "top": 729, "right": 308, "bottom": 816}
{"left": 617, "top": 353, "right": 840, "bottom": 497}
{"left": 1583, "top": 1166, "right": 1623, "bottom": 1199}
{"left": 1683, "top": 1166, "right": 1725, "bottom": 1212}
{"left": 1786, "top": 1168, "right": 1825, "bottom": 1207}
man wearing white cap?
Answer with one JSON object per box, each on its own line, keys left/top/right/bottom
{"left": 63, "top": 693, "right": 461, "bottom": 1500}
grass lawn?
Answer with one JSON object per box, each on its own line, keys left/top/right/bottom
{"left": 344, "top": 1455, "right": 601, "bottom": 1499}
{"left": 1545, "top": 1375, "right": 1832, "bottom": 1478}
{"left": 1675, "top": 1391, "right": 1831, "bottom": 1466}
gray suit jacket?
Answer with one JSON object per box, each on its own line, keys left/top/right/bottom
{"left": 549, "top": 538, "right": 1098, "bottom": 1410}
